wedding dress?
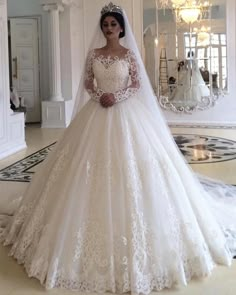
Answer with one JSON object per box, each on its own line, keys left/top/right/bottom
{"left": 0, "top": 47, "right": 236, "bottom": 295}
{"left": 171, "top": 58, "right": 210, "bottom": 105}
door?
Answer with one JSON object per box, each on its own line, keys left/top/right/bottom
{"left": 10, "top": 18, "right": 40, "bottom": 122}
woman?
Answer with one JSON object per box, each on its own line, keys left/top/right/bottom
{"left": 0, "top": 3, "right": 236, "bottom": 294}
{"left": 170, "top": 52, "right": 210, "bottom": 105}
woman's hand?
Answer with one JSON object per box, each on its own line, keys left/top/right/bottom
{"left": 100, "top": 93, "right": 116, "bottom": 108}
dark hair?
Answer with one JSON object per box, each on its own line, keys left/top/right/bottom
{"left": 187, "top": 51, "right": 194, "bottom": 58}
{"left": 100, "top": 12, "right": 125, "bottom": 38}
{"left": 178, "top": 60, "right": 185, "bottom": 72}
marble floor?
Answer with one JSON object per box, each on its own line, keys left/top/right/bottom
{"left": 0, "top": 124, "right": 236, "bottom": 295}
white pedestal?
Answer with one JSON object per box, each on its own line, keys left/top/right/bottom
{"left": 41, "top": 100, "right": 73, "bottom": 128}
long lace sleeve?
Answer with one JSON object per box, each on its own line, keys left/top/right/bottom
{"left": 84, "top": 50, "right": 104, "bottom": 102}
{"left": 114, "top": 50, "right": 141, "bottom": 103}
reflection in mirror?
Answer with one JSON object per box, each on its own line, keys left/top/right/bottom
{"left": 143, "top": 0, "right": 227, "bottom": 113}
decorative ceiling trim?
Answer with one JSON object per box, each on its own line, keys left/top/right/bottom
{"left": 62, "top": 0, "right": 82, "bottom": 8}
{"left": 41, "top": 0, "right": 81, "bottom": 8}
{"left": 43, "top": 4, "right": 64, "bottom": 12}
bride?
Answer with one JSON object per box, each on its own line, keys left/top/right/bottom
{"left": 0, "top": 2, "right": 236, "bottom": 294}
{"left": 170, "top": 52, "right": 210, "bottom": 105}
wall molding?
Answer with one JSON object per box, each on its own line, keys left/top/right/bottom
{"left": 0, "top": 0, "right": 26, "bottom": 160}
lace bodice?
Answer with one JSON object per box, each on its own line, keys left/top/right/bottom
{"left": 93, "top": 56, "right": 129, "bottom": 92}
{"left": 84, "top": 49, "right": 140, "bottom": 103}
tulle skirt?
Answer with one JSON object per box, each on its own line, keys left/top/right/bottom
{"left": 0, "top": 97, "right": 236, "bottom": 294}
{"left": 171, "top": 68, "right": 210, "bottom": 104}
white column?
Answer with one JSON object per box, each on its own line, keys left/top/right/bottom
{"left": 41, "top": 0, "right": 74, "bottom": 128}
{"left": 43, "top": 3, "right": 64, "bottom": 101}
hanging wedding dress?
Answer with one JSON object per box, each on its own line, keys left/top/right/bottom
{"left": 171, "top": 58, "right": 210, "bottom": 106}
{"left": 0, "top": 6, "right": 236, "bottom": 295}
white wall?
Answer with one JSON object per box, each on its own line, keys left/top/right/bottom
{"left": 70, "top": 2, "right": 83, "bottom": 99}
{"left": 60, "top": 5, "right": 72, "bottom": 101}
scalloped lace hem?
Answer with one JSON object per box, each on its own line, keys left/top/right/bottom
{"left": 6, "top": 251, "right": 218, "bottom": 294}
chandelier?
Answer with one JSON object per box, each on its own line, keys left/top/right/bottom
{"left": 178, "top": 5, "right": 201, "bottom": 24}
{"left": 158, "top": 0, "right": 211, "bottom": 25}
{"left": 194, "top": 25, "right": 210, "bottom": 45}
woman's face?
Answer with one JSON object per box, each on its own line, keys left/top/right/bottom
{"left": 102, "top": 16, "right": 122, "bottom": 40}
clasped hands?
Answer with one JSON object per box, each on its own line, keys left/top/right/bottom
{"left": 100, "top": 93, "right": 116, "bottom": 108}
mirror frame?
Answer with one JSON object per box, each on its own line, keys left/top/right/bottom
{"left": 142, "top": 0, "right": 236, "bottom": 114}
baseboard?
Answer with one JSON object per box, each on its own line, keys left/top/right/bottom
{"left": 0, "top": 142, "right": 27, "bottom": 160}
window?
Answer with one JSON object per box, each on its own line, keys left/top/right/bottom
{"left": 184, "top": 32, "right": 227, "bottom": 89}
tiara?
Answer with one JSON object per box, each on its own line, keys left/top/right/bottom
{"left": 101, "top": 2, "right": 123, "bottom": 16}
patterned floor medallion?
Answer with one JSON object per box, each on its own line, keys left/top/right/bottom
{"left": 173, "top": 134, "right": 236, "bottom": 164}
{"left": 0, "top": 142, "right": 56, "bottom": 182}
{"left": 0, "top": 134, "right": 236, "bottom": 182}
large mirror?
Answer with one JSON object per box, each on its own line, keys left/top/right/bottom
{"left": 143, "top": 0, "right": 227, "bottom": 113}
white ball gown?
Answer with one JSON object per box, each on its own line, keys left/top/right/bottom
{"left": 170, "top": 59, "right": 210, "bottom": 106}
{"left": 0, "top": 49, "right": 236, "bottom": 295}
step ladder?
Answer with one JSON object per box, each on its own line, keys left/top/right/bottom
{"left": 159, "top": 48, "right": 169, "bottom": 95}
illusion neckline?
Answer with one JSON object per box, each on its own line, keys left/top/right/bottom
{"left": 92, "top": 49, "right": 131, "bottom": 61}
